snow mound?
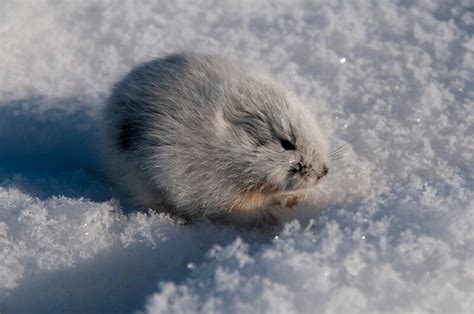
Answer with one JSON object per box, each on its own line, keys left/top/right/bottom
{"left": 1, "top": 0, "right": 473, "bottom": 313}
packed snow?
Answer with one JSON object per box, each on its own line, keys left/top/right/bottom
{"left": 0, "top": 0, "right": 473, "bottom": 313}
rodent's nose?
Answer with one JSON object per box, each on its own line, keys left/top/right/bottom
{"left": 317, "top": 165, "right": 329, "bottom": 180}
{"left": 297, "top": 161, "right": 309, "bottom": 175}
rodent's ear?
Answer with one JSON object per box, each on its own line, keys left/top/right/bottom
{"left": 213, "top": 108, "right": 232, "bottom": 137}
{"left": 221, "top": 109, "right": 273, "bottom": 146}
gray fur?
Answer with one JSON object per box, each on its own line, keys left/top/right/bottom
{"left": 102, "top": 53, "right": 329, "bottom": 224}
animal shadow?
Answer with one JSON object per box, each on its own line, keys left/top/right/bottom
{"left": 0, "top": 95, "right": 113, "bottom": 201}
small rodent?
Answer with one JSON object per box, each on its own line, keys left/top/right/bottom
{"left": 102, "top": 53, "right": 330, "bottom": 226}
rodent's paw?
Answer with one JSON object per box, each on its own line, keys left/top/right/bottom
{"left": 285, "top": 195, "right": 300, "bottom": 208}
{"left": 275, "top": 193, "right": 301, "bottom": 209}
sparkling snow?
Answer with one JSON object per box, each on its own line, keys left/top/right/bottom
{"left": 0, "top": 1, "right": 473, "bottom": 313}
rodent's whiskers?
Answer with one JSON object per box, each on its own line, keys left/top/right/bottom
{"left": 329, "top": 142, "right": 350, "bottom": 161}
{"left": 329, "top": 136, "right": 359, "bottom": 162}
{"left": 329, "top": 143, "right": 349, "bottom": 156}
{"left": 330, "top": 154, "right": 346, "bottom": 162}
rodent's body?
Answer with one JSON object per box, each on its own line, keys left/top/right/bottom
{"left": 102, "top": 53, "right": 329, "bottom": 225}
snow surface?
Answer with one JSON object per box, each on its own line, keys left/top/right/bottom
{"left": 1, "top": 0, "right": 473, "bottom": 313}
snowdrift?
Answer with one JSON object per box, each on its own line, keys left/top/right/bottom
{"left": 1, "top": 1, "right": 472, "bottom": 313}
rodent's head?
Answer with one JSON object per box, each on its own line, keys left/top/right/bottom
{"left": 214, "top": 77, "right": 330, "bottom": 194}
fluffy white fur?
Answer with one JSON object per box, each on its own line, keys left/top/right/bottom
{"left": 102, "top": 53, "right": 329, "bottom": 224}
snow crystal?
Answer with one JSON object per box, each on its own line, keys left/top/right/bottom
{"left": 0, "top": 0, "right": 472, "bottom": 313}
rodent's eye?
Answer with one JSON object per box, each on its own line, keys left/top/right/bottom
{"left": 280, "top": 138, "right": 296, "bottom": 150}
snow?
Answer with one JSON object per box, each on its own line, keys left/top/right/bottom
{"left": 0, "top": 0, "right": 473, "bottom": 313}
